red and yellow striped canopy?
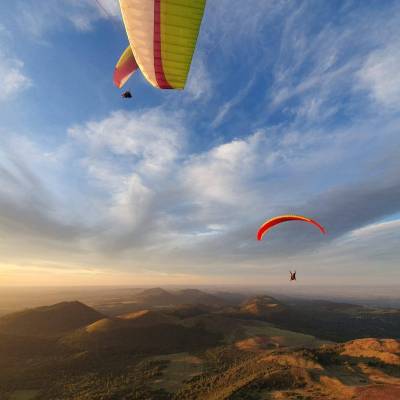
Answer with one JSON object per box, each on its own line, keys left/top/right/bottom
{"left": 115, "top": 0, "right": 207, "bottom": 90}
{"left": 257, "top": 215, "right": 326, "bottom": 241}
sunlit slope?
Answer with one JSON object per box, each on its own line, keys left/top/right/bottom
{"left": 176, "top": 338, "right": 400, "bottom": 400}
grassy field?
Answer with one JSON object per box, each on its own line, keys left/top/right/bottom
{"left": 240, "top": 321, "right": 329, "bottom": 349}
{"left": 150, "top": 352, "right": 204, "bottom": 393}
{"left": 9, "top": 390, "right": 40, "bottom": 400}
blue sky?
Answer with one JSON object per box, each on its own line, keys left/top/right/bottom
{"left": 0, "top": 0, "right": 399, "bottom": 286}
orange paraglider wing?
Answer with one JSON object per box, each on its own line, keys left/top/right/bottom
{"left": 257, "top": 215, "right": 326, "bottom": 241}
{"left": 113, "top": 46, "right": 139, "bottom": 88}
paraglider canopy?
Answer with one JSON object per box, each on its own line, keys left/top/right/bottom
{"left": 115, "top": 0, "right": 207, "bottom": 90}
{"left": 114, "top": 46, "right": 139, "bottom": 89}
{"left": 257, "top": 215, "right": 326, "bottom": 241}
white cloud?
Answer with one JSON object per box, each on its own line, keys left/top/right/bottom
{"left": 0, "top": 26, "right": 31, "bottom": 101}
{"left": 16, "top": 0, "right": 120, "bottom": 38}
{"left": 185, "top": 55, "right": 212, "bottom": 101}
{"left": 69, "top": 109, "right": 184, "bottom": 177}
{"left": 358, "top": 41, "right": 400, "bottom": 110}
{"left": 202, "top": 2, "right": 400, "bottom": 126}
{"left": 0, "top": 49, "right": 31, "bottom": 101}
{"left": 203, "top": 0, "right": 289, "bottom": 53}
{"left": 0, "top": 104, "right": 399, "bottom": 281}
{"left": 212, "top": 78, "right": 256, "bottom": 128}
{"left": 182, "top": 131, "right": 269, "bottom": 206}
{"left": 0, "top": 60, "right": 31, "bottom": 100}
{"left": 349, "top": 219, "right": 400, "bottom": 239}
{"left": 87, "top": 0, "right": 120, "bottom": 20}
{"left": 267, "top": 17, "right": 364, "bottom": 124}
{"left": 74, "top": 111, "right": 393, "bottom": 250}
{"left": 68, "top": 109, "right": 186, "bottom": 230}
{"left": 309, "top": 218, "right": 400, "bottom": 279}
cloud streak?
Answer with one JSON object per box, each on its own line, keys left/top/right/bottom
{"left": 0, "top": 28, "right": 31, "bottom": 101}
{"left": 14, "top": 0, "right": 120, "bottom": 38}
{"left": 1, "top": 107, "right": 398, "bottom": 280}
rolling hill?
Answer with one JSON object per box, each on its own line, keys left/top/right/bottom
{"left": 133, "top": 287, "right": 178, "bottom": 306}
{"left": 239, "top": 295, "right": 287, "bottom": 317}
{"left": 175, "top": 338, "right": 400, "bottom": 400}
{"left": 95, "top": 288, "right": 229, "bottom": 316}
{"left": 0, "top": 301, "right": 104, "bottom": 338}
{"left": 62, "top": 320, "right": 221, "bottom": 354}
{"left": 1, "top": 291, "right": 400, "bottom": 399}
{"left": 118, "top": 309, "right": 180, "bottom": 326}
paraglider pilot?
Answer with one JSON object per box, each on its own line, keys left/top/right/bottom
{"left": 289, "top": 271, "right": 296, "bottom": 281}
{"left": 122, "top": 90, "right": 132, "bottom": 98}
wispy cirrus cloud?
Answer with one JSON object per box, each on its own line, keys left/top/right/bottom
{"left": 15, "top": 0, "right": 120, "bottom": 38}
{"left": 204, "top": 1, "right": 400, "bottom": 131}
{"left": 184, "top": 55, "right": 213, "bottom": 102}
{"left": 212, "top": 78, "right": 256, "bottom": 128}
{"left": 0, "top": 27, "right": 31, "bottom": 101}
{"left": 68, "top": 109, "right": 186, "bottom": 231}
{"left": 358, "top": 41, "right": 400, "bottom": 110}
{"left": 0, "top": 56, "right": 31, "bottom": 101}
{"left": 1, "top": 103, "right": 398, "bottom": 277}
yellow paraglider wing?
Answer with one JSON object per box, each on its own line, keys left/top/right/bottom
{"left": 119, "top": 0, "right": 206, "bottom": 89}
